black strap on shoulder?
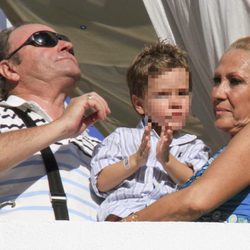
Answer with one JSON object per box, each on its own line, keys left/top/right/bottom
{"left": 11, "top": 107, "right": 69, "bottom": 220}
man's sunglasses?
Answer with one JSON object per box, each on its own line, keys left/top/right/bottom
{"left": 6, "top": 30, "right": 74, "bottom": 59}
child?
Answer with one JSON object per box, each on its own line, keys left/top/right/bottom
{"left": 90, "top": 41, "right": 210, "bottom": 221}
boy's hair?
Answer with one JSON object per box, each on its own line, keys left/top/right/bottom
{"left": 126, "top": 40, "right": 190, "bottom": 99}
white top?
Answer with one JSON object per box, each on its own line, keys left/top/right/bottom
{"left": 0, "top": 95, "right": 100, "bottom": 221}
{"left": 91, "top": 119, "right": 210, "bottom": 221}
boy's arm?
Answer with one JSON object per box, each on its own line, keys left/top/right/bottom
{"left": 96, "top": 153, "right": 143, "bottom": 192}
{"left": 163, "top": 155, "right": 193, "bottom": 185}
{"left": 95, "top": 125, "right": 151, "bottom": 193}
{"left": 156, "top": 126, "right": 205, "bottom": 185}
{"left": 164, "top": 139, "right": 210, "bottom": 185}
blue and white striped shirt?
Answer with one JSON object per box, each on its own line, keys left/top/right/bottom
{"left": 91, "top": 119, "right": 210, "bottom": 221}
{"left": 0, "top": 95, "right": 100, "bottom": 221}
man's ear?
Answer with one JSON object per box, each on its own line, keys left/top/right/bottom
{"left": 131, "top": 94, "right": 145, "bottom": 115}
{"left": 0, "top": 60, "right": 20, "bottom": 82}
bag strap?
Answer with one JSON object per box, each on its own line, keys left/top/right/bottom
{"left": 11, "top": 107, "right": 69, "bottom": 220}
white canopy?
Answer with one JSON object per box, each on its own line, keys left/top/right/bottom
{"left": 1, "top": 0, "right": 250, "bottom": 151}
{"left": 143, "top": 0, "right": 250, "bottom": 150}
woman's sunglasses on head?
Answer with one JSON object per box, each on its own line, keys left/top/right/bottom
{"left": 6, "top": 30, "right": 74, "bottom": 59}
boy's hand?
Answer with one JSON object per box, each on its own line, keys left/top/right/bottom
{"left": 131, "top": 123, "right": 151, "bottom": 168}
{"left": 156, "top": 124, "right": 173, "bottom": 166}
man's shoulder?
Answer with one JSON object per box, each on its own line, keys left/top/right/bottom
{"left": 70, "top": 131, "right": 101, "bottom": 154}
{"left": 0, "top": 104, "right": 12, "bottom": 111}
{"left": 81, "top": 130, "right": 101, "bottom": 145}
{"left": 0, "top": 105, "right": 17, "bottom": 119}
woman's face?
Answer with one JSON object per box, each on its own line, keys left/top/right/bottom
{"left": 212, "top": 48, "right": 250, "bottom": 136}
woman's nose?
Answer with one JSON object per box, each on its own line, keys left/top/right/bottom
{"left": 212, "top": 81, "right": 228, "bottom": 100}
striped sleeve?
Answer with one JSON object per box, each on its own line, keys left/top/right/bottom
{"left": 181, "top": 139, "right": 210, "bottom": 173}
{"left": 90, "top": 129, "right": 124, "bottom": 198}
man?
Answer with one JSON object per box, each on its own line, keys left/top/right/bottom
{"left": 0, "top": 23, "right": 110, "bottom": 221}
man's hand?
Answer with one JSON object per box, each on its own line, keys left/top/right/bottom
{"left": 56, "top": 92, "right": 110, "bottom": 139}
{"left": 156, "top": 124, "right": 173, "bottom": 166}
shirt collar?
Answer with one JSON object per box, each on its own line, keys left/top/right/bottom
{"left": 0, "top": 95, "right": 52, "bottom": 121}
{"left": 136, "top": 116, "right": 197, "bottom": 146}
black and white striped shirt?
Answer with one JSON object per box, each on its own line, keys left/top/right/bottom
{"left": 0, "top": 95, "right": 100, "bottom": 221}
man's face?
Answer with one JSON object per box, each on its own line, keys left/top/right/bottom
{"left": 7, "top": 24, "right": 81, "bottom": 91}
{"left": 144, "top": 68, "right": 190, "bottom": 130}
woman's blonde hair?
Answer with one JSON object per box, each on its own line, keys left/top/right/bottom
{"left": 227, "top": 36, "right": 250, "bottom": 51}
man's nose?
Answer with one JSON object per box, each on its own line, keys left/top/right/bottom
{"left": 58, "top": 40, "right": 74, "bottom": 55}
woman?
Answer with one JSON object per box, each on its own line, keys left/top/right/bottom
{"left": 122, "top": 36, "right": 250, "bottom": 223}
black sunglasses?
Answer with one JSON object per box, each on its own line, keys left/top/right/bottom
{"left": 6, "top": 30, "right": 74, "bottom": 59}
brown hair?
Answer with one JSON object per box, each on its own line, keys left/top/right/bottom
{"left": 126, "top": 40, "right": 190, "bottom": 99}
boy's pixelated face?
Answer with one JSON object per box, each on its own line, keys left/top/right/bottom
{"left": 144, "top": 68, "right": 190, "bottom": 130}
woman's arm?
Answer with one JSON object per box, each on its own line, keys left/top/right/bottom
{"left": 123, "top": 123, "right": 250, "bottom": 221}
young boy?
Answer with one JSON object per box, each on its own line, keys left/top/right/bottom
{"left": 90, "top": 41, "right": 209, "bottom": 221}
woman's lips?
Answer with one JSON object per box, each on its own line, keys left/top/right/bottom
{"left": 214, "top": 107, "right": 230, "bottom": 116}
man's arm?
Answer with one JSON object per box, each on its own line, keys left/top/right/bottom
{"left": 0, "top": 122, "right": 65, "bottom": 172}
{"left": 0, "top": 92, "right": 110, "bottom": 172}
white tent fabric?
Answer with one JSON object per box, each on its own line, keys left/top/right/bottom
{"left": 143, "top": 0, "right": 250, "bottom": 150}
{"left": 0, "top": 0, "right": 158, "bottom": 144}
{"left": 1, "top": 0, "right": 250, "bottom": 151}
